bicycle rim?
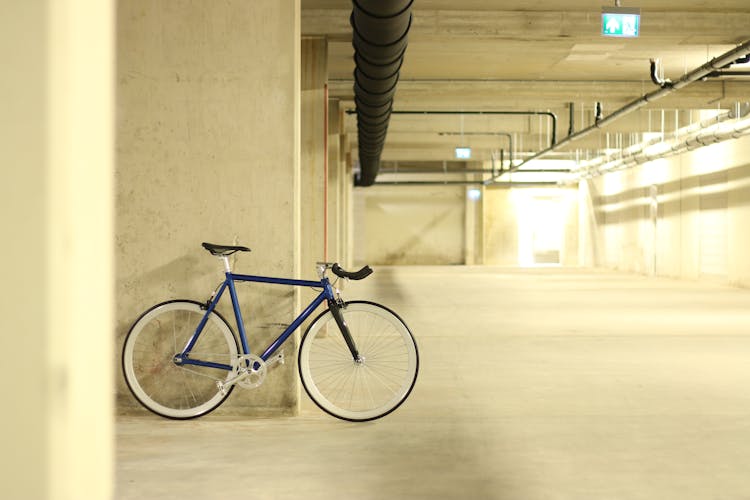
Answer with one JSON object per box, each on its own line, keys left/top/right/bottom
{"left": 122, "top": 301, "right": 238, "bottom": 419}
{"left": 299, "top": 301, "right": 418, "bottom": 421}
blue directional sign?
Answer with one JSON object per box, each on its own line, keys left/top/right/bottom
{"left": 601, "top": 7, "right": 640, "bottom": 37}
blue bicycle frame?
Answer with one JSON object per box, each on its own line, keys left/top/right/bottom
{"left": 174, "top": 271, "right": 341, "bottom": 371}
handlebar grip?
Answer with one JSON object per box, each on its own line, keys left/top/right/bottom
{"left": 331, "top": 264, "right": 373, "bottom": 281}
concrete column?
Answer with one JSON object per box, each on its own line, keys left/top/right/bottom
{"left": 301, "top": 37, "right": 328, "bottom": 275}
{"left": 483, "top": 188, "right": 518, "bottom": 265}
{"left": 1, "top": 1, "right": 114, "bottom": 499}
{"left": 464, "top": 164, "right": 485, "bottom": 265}
{"left": 116, "top": 0, "right": 301, "bottom": 416}
{"left": 329, "top": 103, "right": 354, "bottom": 268}
{"left": 465, "top": 189, "right": 476, "bottom": 265}
{"left": 327, "top": 99, "right": 343, "bottom": 262}
{"left": 343, "top": 134, "right": 355, "bottom": 268}
{"left": 578, "top": 179, "right": 599, "bottom": 267}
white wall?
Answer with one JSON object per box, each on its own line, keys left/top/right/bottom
{"left": 582, "top": 134, "right": 750, "bottom": 286}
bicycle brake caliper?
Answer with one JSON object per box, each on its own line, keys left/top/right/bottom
{"left": 335, "top": 287, "right": 346, "bottom": 308}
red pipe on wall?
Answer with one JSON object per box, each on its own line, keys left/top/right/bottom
{"left": 324, "top": 83, "right": 329, "bottom": 262}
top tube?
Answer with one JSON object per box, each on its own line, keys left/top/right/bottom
{"left": 229, "top": 272, "right": 325, "bottom": 289}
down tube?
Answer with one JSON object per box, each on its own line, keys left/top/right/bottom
{"left": 260, "top": 291, "right": 328, "bottom": 361}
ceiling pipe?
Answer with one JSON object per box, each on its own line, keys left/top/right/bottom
{"left": 384, "top": 109, "right": 558, "bottom": 148}
{"left": 568, "top": 102, "right": 575, "bottom": 136}
{"left": 378, "top": 167, "right": 568, "bottom": 174}
{"left": 704, "top": 70, "right": 750, "bottom": 78}
{"left": 351, "top": 0, "right": 413, "bottom": 187}
{"left": 380, "top": 167, "right": 497, "bottom": 174}
{"left": 704, "top": 54, "right": 750, "bottom": 78}
{"left": 373, "top": 180, "right": 560, "bottom": 187}
{"left": 576, "top": 106, "right": 750, "bottom": 178}
{"left": 346, "top": 109, "right": 556, "bottom": 170}
{"left": 437, "top": 131, "right": 514, "bottom": 167}
{"left": 573, "top": 108, "right": 738, "bottom": 175}
{"left": 649, "top": 59, "right": 672, "bottom": 88}
{"left": 374, "top": 180, "right": 487, "bottom": 186}
{"left": 486, "top": 39, "right": 750, "bottom": 185}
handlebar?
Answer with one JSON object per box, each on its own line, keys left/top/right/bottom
{"left": 331, "top": 264, "right": 373, "bottom": 281}
{"left": 317, "top": 262, "right": 373, "bottom": 281}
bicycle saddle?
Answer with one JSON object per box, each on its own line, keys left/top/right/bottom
{"left": 202, "top": 242, "right": 251, "bottom": 256}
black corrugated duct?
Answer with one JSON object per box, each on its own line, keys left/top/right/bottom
{"left": 350, "top": 0, "right": 413, "bottom": 186}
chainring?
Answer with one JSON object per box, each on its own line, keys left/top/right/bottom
{"left": 233, "top": 354, "right": 267, "bottom": 389}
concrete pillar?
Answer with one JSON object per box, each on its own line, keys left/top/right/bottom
{"left": 483, "top": 188, "right": 518, "bottom": 265}
{"left": 116, "top": 0, "right": 301, "bottom": 416}
{"left": 328, "top": 102, "right": 355, "bottom": 268}
{"left": 327, "top": 99, "right": 343, "bottom": 262}
{"left": 301, "top": 37, "right": 328, "bottom": 275}
{"left": 578, "top": 179, "right": 598, "bottom": 267}
{"left": 1, "top": 1, "right": 114, "bottom": 499}
{"left": 464, "top": 164, "right": 485, "bottom": 265}
{"left": 465, "top": 189, "right": 476, "bottom": 265}
{"left": 343, "top": 134, "right": 355, "bottom": 268}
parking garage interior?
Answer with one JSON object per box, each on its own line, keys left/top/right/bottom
{"left": 4, "top": 1, "right": 750, "bottom": 499}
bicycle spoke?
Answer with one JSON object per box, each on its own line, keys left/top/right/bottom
{"left": 299, "top": 302, "right": 418, "bottom": 421}
{"left": 123, "top": 301, "right": 238, "bottom": 419}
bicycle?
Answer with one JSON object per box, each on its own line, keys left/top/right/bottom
{"left": 122, "top": 242, "right": 419, "bottom": 422}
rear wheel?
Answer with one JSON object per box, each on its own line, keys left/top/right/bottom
{"left": 299, "top": 301, "right": 419, "bottom": 421}
{"left": 122, "top": 300, "right": 238, "bottom": 419}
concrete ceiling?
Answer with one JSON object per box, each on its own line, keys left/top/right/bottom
{"left": 302, "top": 1, "right": 750, "bottom": 179}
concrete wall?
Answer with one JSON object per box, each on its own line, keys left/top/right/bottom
{"left": 116, "top": 0, "right": 301, "bottom": 415}
{"left": 2, "top": 1, "right": 114, "bottom": 498}
{"left": 352, "top": 183, "right": 580, "bottom": 268}
{"left": 583, "top": 134, "right": 750, "bottom": 286}
{"left": 353, "top": 185, "right": 466, "bottom": 265}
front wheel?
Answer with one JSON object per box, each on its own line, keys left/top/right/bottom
{"left": 299, "top": 301, "right": 419, "bottom": 421}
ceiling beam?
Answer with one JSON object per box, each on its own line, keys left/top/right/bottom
{"left": 303, "top": 9, "right": 750, "bottom": 43}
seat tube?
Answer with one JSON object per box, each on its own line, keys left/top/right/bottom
{"left": 227, "top": 276, "right": 250, "bottom": 355}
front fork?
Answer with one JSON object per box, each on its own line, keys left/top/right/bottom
{"left": 328, "top": 298, "right": 362, "bottom": 363}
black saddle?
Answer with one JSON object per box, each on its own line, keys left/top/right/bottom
{"left": 202, "top": 242, "right": 251, "bottom": 256}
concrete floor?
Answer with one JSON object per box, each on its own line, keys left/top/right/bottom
{"left": 117, "top": 267, "right": 750, "bottom": 499}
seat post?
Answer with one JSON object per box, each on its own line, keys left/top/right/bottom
{"left": 221, "top": 255, "right": 231, "bottom": 274}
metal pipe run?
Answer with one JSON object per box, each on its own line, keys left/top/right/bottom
{"left": 378, "top": 167, "right": 569, "bottom": 174}
{"left": 486, "top": 39, "right": 750, "bottom": 185}
{"left": 576, "top": 106, "right": 750, "bottom": 178}
{"left": 351, "top": 0, "right": 413, "bottom": 187}
{"left": 385, "top": 110, "right": 558, "bottom": 148}
{"left": 373, "top": 180, "right": 560, "bottom": 186}
{"left": 437, "top": 131, "right": 514, "bottom": 168}
{"left": 346, "top": 108, "right": 557, "bottom": 146}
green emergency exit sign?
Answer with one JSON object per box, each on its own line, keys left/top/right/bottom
{"left": 601, "top": 6, "right": 640, "bottom": 37}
